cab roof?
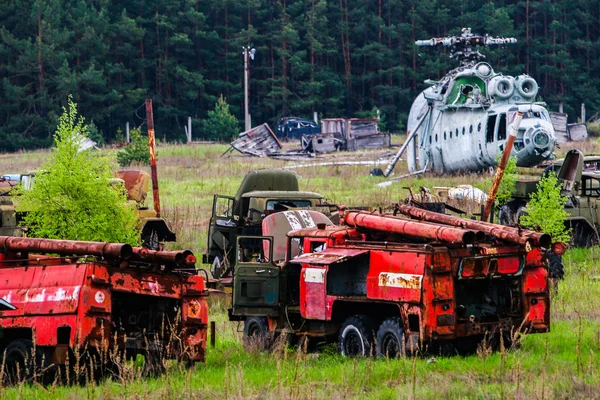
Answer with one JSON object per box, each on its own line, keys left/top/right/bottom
{"left": 241, "top": 190, "right": 323, "bottom": 199}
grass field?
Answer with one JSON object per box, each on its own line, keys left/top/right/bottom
{"left": 0, "top": 138, "right": 599, "bottom": 399}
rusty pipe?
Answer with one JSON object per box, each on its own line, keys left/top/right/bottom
{"left": 131, "top": 247, "right": 196, "bottom": 267}
{"left": 0, "top": 236, "right": 133, "bottom": 259}
{"left": 146, "top": 99, "right": 161, "bottom": 217}
{"left": 483, "top": 111, "right": 524, "bottom": 221}
{"left": 395, "top": 205, "right": 551, "bottom": 248}
{"left": 344, "top": 211, "right": 477, "bottom": 244}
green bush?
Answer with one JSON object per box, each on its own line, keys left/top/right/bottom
{"left": 203, "top": 95, "right": 239, "bottom": 141}
{"left": 116, "top": 127, "right": 150, "bottom": 167}
{"left": 495, "top": 155, "right": 518, "bottom": 207}
{"left": 588, "top": 122, "right": 600, "bottom": 137}
{"left": 18, "top": 98, "right": 140, "bottom": 245}
{"left": 520, "top": 171, "right": 571, "bottom": 243}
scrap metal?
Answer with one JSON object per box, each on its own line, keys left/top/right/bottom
{"left": 395, "top": 204, "right": 551, "bottom": 248}
{"left": 230, "top": 123, "right": 282, "bottom": 157}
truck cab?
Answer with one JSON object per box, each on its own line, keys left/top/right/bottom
{"left": 204, "top": 169, "right": 337, "bottom": 279}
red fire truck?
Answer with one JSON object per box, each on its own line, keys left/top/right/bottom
{"left": 0, "top": 237, "right": 208, "bottom": 383}
{"left": 230, "top": 207, "right": 557, "bottom": 357}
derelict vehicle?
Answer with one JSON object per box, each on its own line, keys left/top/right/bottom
{"left": 406, "top": 28, "right": 556, "bottom": 174}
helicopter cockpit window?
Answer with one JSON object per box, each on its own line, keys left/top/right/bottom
{"left": 486, "top": 115, "right": 497, "bottom": 143}
{"left": 522, "top": 111, "right": 542, "bottom": 119}
{"left": 497, "top": 113, "right": 507, "bottom": 141}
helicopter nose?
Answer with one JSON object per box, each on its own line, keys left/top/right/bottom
{"left": 532, "top": 129, "right": 551, "bottom": 149}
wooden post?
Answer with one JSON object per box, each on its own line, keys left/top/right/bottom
{"left": 559, "top": 103, "right": 564, "bottom": 114}
{"left": 581, "top": 103, "right": 586, "bottom": 123}
{"left": 126, "top": 122, "right": 130, "bottom": 143}
{"left": 313, "top": 111, "right": 318, "bottom": 123}
{"left": 186, "top": 117, "right": 192, "bottom": 144}
{"left": 210, "top": 321, "right": 216, "bottom": 348}
{"left": 145, "top": 99, "right": 161, "bottom": 217}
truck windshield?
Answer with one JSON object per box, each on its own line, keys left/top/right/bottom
{"left": 266, "top": 199, "right": 313, "bottom": 211}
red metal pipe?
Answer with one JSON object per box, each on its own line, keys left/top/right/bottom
{"left": 131, "top": 247, "right": 196, "bottom": 267}
{"left": 0, "top": 236, "right": 133, "bottom": 260}
{"left": 395, "top": 205, "right": 552, "bottom": 248}
{"left": 344, "top": 212, "right": 477, "bottom": 244}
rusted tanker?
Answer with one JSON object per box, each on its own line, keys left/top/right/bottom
{"left": 0, "top": 237, "right": 207, "bottom": 383}
{"left": 230, "top": 209, "right": 556, "bottom": 357}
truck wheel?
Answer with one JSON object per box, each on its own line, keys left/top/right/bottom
{"left": 376, "top": 318, "right": 406, "bottom": 358}
{"left": 339, "top": 315, "right": 375, "bottom": 357}
{"left": 243, "top": 317, "right": 272, "bottom": 350}
{"left": 2, "top": 339, "right": 52, "bottom": 385}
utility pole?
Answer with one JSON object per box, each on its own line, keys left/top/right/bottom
{"left": 243, "top": 46, "right": 255, "bottom": 132}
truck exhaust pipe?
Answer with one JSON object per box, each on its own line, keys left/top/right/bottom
{"left": 345, "top": 211, "right": 479, "bottom": 244}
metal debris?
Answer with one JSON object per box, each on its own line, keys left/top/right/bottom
{"left": 230, "top": 123, "right": 282, "bottom": 157}
{"left": 305, "top": 118, "right": 390, "bottom": 154}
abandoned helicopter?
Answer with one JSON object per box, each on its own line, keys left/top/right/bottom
{"left": 396, "top": 28, "right": 557, "bottom": 175}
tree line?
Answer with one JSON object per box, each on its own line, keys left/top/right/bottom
{"left": 1, "top": 0, "right": 599, "bottom": 150}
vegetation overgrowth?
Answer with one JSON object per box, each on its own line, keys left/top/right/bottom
{"left": 117, "top": 127, "right": 151, "bottom": 167}
{"left": 521, "top": 171, "right": 571, "bottom": 243}
{"left": 0, "top": 137, "right": 597, "bottom": 398}
{"left": 16, "top": 100, "right": 140, "bottom": 245}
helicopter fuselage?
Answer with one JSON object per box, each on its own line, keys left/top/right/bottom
{"left": 407, "top": 63, "right": 556, "bottom": 174}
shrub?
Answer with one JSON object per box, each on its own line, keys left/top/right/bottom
{"left": 18, "top": 98, "right": 140, "bottom": 245}
{"left": 203, "top": 95, "right": 239, "bottom": 141}
{"left": 520, "top": 171, "right": 571, "bottom": 243}
{"left": 117, "top": 127, "right": 150, "bottom": 167}
{"left": 495, "top": 156, "right": 518, "bottom": 207}
{"left": 588, "top": 122, "right": 600, "bottom": 137}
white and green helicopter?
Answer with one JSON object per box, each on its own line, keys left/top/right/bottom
{"left": 385, "top": 28, "right": 556, "bottom": 176}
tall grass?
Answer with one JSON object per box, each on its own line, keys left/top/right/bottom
{"left": 0, "top": 141, "right": 599, "bottom": 398}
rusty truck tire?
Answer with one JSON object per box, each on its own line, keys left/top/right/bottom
{"left": 339, "top": 315, "right": 375, "bottom": 357}
{"left": 243, "top": 316, "right": 272, "bottom": 350}
{"left": 2, "top": 339, "right": 52, "bottom": 385}
{"left": 376, "top": 318, "right": 406, "bottom": 358}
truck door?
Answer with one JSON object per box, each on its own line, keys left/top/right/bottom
{"left": 232, "top": 236, "right": 280, "bottom": 317}
{"left": 205, "top": 195, "right": 237, "bottom": 266}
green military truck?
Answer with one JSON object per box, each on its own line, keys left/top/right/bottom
{"left": 203, "top": 169, "right": 337, "bottom": 278}
{"left": 500, "top": 149, "right": 598, "bottom": 247}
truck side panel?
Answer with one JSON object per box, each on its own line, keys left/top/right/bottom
{"left": 366, "top": 250, "right": 425, "bottom": 303}
{"left": 300, "top": 266, "right": 327, "bottom": 320}
{"left": 0, "top": 264, "right": 87, "bottom": 317}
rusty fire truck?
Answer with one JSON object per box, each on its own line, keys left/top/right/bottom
{"left": 230, "top": 206, "right": 557, "bottom": 357}
{"left": 0, "top": 237, "right": 208, "bottom": 383}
